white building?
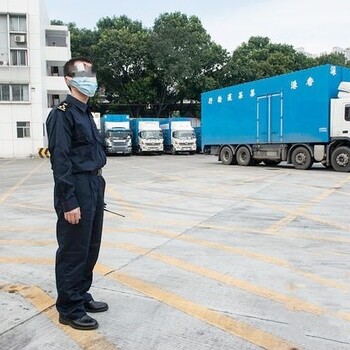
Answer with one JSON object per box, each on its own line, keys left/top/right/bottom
{"left": 333, "top": 46, "right": 350, "bottom": 61}
{"left": 0, "top": 0, "right": 70, "bottom": 158}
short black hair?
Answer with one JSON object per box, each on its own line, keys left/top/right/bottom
{"left": 63, "top": 57, "right": 93, "bottom": 77}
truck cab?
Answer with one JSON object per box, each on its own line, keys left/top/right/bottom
{"left": 104, "top": 127, "right": 132, "bottom": 155}
{"left": 160, "top": 118, "right": 197, "bottom": 154}
{"left": 330, "top": 83, "right": 350, "bottom": 140}
{"left": 100, "top": 114, "right": 132, "bottom": 155}
{"left": 130, "top": 119, "right": 164, "bottom": 154}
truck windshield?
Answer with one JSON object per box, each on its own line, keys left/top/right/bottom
{"left": 173, "top": 130, "right": 195, "bottom": 139}
{"left": 139, "top": 130, "right": 162, "bottom": 139}
{"left": 107, "top": 130, "right": 130, "bottom": 139}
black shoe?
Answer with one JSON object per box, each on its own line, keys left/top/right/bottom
{"left": 59, "top": 314, "right": 98, "bottom": 330}
{"left": 84, "top": 300, "right": 109, "bottom": 313}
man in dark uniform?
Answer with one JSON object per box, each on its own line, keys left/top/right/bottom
{"left": 46, "top": 57, "right": 108, "bottom": 330}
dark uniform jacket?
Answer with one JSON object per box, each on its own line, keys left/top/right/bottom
{"left": 46, "top": 94, "right": 106, "bottom": 212}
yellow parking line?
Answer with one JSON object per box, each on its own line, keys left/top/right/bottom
{"left": 112, "top": 243, "right": 324, "bottom": 315}
{"left": 0, "top": 240, "right": 338, "bottom": 314}
{"left": 105, "top": 186, "right": 145, "bottom": 221}
{"left": 0, "top": 239, "right": 55, "bottom": 246}
{"left": 1, "top": 254, "right": 350, "bottom": 328}
{"left": 0, "top": 225, "right": 52, "bottom": 233}
{"left": 0, "top": 160, "right": 48, "bottom": 204}
{"left": 266, "top": 176, "right": 350, "bottom": 234}
{"left": 9, "top": 203, "right": 54, "bottom": 213}
{"left": 2, "top": 236, "right": 349, "bottom": 293}
{"left": 94, "top": 264, "right": 299, "bottom": 350}
{"left": 0, "top": 256, "right": 54, "bottom": 264}
{"left": 109, "top": 227, "right": 350, "bottom": 292}
{"left": 0, "top": 283, "right": 118, "bottom": 350}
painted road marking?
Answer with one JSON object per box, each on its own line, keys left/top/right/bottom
{"left": 0, "top": 160, "right": 48, "bottom": 204}
{"left": 105, "top": 186, "right": 145, "bottom": 221}
{"left": 94, "top": 264, "right": 300, "bottom": 350}
{"left": 0, "top": 283, "right": 118, "bottom": 350}
{"left": 1, "top": 256, "right": 350, "bottom": 336}
{"left": 111, "top": 242, "right": 324, "bottom": 315}
{"left": 1, "top": 227, "right": 350, "bottom": 294}
{"left": 265, "top": 176, "right": 350, "bottom": 234}
{"left": 105, "top": 227, "right": 350, "bottom": 292}
{"left": 1, "top": 242, "right": 348, "bottom": 320}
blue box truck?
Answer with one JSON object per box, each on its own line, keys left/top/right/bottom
{"left": 159, "top": 117, "right": 197, "bottom": 154}
{"left": 130, "top": 118, "right": 164, "bottom": 154}
{"left": 201, "top": 64, "right": 350, "bottom": 172}
{"left": 100, "top": 114, "right": 132, "bottom": 155}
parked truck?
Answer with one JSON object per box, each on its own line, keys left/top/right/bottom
{"left": 130, "top": 118, "right": 164, "bottom": 154}
{"left": 201, "top": 64, "right": 350, "bottom": 172}
{"left": 159, "top": 117, "right": 197, "bottom": 154}
{"left": 100, "top": 114, "right": 132, "bottom": 155}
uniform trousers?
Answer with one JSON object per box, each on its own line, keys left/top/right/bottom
{"left": 54, "top": 173, "right": 105, "bottom": 319}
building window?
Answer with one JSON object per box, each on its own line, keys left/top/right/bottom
{"left": 0, "top": 85, "right": 10, "bottom": 101}
{"left": 9, "top": 15, "right": 26, "bottom": 32}
{"left": 0, "top": 84, "right": 29, "bottom": 101}
{"left": 12, "top": 84, "right": 29, "bottom": 101}
{"left": 51, "top": 66, "right": 59, "bottom": 76}
{"left": 17, "top": 121, "right": 31, "bottom": 138}
{"left": 10, "top": 50, "right": 27, "bottom": 66}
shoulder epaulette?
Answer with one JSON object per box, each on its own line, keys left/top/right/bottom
{"left": 57, "top": 102, "right": 68, "bottom": 112}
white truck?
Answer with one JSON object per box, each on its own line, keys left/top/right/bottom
{"left": 130, "top": 118, "right": 164, "bottom": 154}
{"left": 160, "top": 118, "right": 197, "bottom": 154}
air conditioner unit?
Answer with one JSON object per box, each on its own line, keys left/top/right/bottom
{"left": 0, "top": 60, "right": 8, "bottom": 66}
{"left": 15, "top": 35, "right": 26, "bottom": 43}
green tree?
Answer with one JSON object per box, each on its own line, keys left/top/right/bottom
{"left": 223, "top": 36, "right": 314, "bottom": 85}
{"left": 92, "top": 16, "right": 155, "bottom": 117}
{"left": 314, "top": 52, "right": 350, "bottom": 67}
{"left": 150, "top": 12, "right": 228, "bottom": 117}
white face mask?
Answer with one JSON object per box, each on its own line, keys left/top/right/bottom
{"left": 69, "top": 76, "right": 98, "bottom": 97}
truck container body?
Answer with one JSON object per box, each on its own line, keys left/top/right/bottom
{"left": 100, "top": 114, "right": 132, "bottom": 155}
{"left": 130, "top": 118, "right": 164, "bottom": 154}
{"left": 201, "top": 64, "right": 350, "bottom": 172}
{"left": 159, "top": 117, "right": 197, "bottom": 154}
{"left": 193, "top": 126, "right": 202, "bottom": 153}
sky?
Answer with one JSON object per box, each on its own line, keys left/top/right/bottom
{"left": 45, "top": 0, "right": 350, "bottom": 55}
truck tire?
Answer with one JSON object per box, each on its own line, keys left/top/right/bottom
{"left": 263, "top": 159, "right": 281, "bottom": 166}
{"left": 331, "top": 146, "right": 350, "bottom": 172}
{"left": 220, "top": 146, "right": 236, "bottom": 165}
{"left": 291, "top": 146, "right": 313, "bottom": 170}
{"left": 236, "top": 146, "right": 252, "bottom": 166}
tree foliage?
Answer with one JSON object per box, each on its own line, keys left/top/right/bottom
{"left": 51, "top": 18, "right": 350, "bottom": 117}
{"left": 149, "top": 12, "right": 228, "bottom": 117}
{"left": 92, "top": 16, "right": 154, "bottom": 117}
{"left": 222, "top": 36, "right": 314, "bottom": 85}
{"left": 314, "top": 52, "right": 350, "bottom": 67}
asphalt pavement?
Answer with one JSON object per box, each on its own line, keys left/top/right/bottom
{"left": 0, "top": 154, "right": 350, "bottom": 350}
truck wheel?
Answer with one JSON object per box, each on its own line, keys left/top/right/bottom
{"left": 220, "top": 146, "right": 236, "bottom": 165}
{"left": 331, "top": 146, "right": 350, "bottom": 172}
{"left": 263, "top": 159, "right": 281, "bottom": 166}
{"left": 291, "top": 147, "right": 313, "bottom": 170}
{"left": 236, "top": 146, "right": 251, "bottom": 166}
